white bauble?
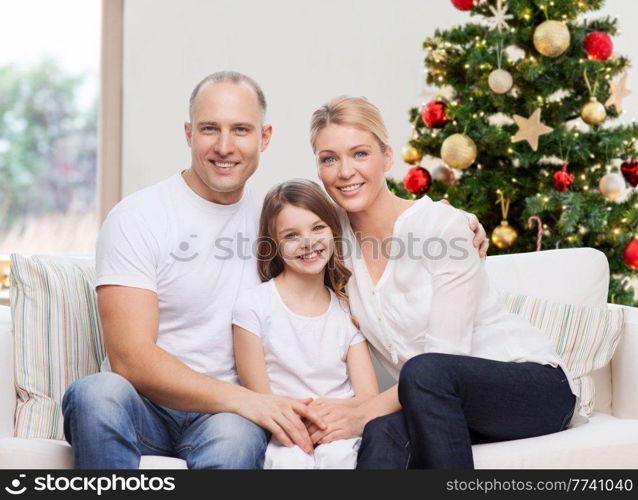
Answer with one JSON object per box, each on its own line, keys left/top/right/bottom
{"left": 488, "top": 69, "right": 513, "bottom": 94}
{"left": 599, "top": 173, "right": 626, "bottom": 200}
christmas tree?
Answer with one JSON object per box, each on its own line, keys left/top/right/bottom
{"left": 390, "top": 0, "right": 638, "bottom": 306}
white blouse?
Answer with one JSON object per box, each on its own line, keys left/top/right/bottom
{"left": 338, "top": 195, "right": 580, "bottom": 423}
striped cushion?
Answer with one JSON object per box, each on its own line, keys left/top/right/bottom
{"left": 502, "top": 292, "right": 624, "bottom": 418}
{"left": 10, "top": 254, "right": 104, "bottom": 440}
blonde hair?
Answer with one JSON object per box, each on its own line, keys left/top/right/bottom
{"left": 309, "top": 96, "right": 389, "bottom": 153}
{"left": 258, "top": 179, "right": 360, "bottom": 329}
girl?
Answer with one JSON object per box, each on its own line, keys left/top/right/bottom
{"left": 303, "top": 96, "right": 579, "bottom": 469}
{"left": 232, "top": 179, "right": 379, "bottom": 469}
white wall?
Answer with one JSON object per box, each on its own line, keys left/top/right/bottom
{"left": 121, "top": 0, "right": 638, "bottom": 196}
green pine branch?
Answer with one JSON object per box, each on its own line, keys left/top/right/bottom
{"left": 391, "top": 0, "right": 638, "bottom": 306}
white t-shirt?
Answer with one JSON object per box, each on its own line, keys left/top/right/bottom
{"left": 96, "top": 172, "right": 263, "bottom": 383}
{"left": 232, "top": 279, "right": 366, "bottom": 399}
{"left": 338, "top": 196, "right": 581, "bottom": 425}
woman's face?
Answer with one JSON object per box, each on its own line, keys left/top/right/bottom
{"left": 314, "top": 124, "right": 393, "bottom": 213}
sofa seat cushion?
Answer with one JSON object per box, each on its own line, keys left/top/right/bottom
{"left": 473, "top": 412, "right": 638, "bottom": 469}
{"left": 0, "top": 438, "right": 187, "bottom": 469}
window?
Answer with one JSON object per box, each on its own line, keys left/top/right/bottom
{"left": 0, "top": 0, "right": 102, "bottom": 256}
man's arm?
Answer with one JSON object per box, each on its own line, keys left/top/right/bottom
{"left": 100, "top": 284, "right": 239, "bottom": 413}
{"left": 99, "top": 285, "right": 324, "bottom": 453}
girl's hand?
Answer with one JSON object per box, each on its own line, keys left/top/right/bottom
{"left": 305, "top": 399, "right": 367, "bottom": 444}
{"left": 237, "top": 391, "right": 326, "bottom": 454}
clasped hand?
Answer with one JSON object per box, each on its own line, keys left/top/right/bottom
{"left": 303, "top": 398, "right": 366, "bottom": 445}
{"left": 241, "top": 393, "right": 327, "bottom": 454}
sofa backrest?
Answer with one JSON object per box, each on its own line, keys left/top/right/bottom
{"left": 485, "top": 248, "right": 609, "bottom": 307}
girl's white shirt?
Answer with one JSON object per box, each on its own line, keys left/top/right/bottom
{"left": 232, "top": 279, "right": 365, "bottom": 399}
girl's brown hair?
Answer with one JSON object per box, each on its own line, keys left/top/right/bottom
{"left": 257, "top": 179, "right": 359, "bottom": 329}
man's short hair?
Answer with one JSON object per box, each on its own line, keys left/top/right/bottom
{"left": 189, "top": 71, "right": 267, "bottom": 123}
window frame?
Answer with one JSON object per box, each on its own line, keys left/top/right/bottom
{"left": 99, "top": 0, "right": 124, "bottom": 223}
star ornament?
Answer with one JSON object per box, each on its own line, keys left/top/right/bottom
{"left": 511, "top": 109, "right": 554, "bottom": 151}
{"left": 487, "top": 0, "right": 513, "bottom": 31}
{"left": 606, "top": 73, "right": 631, "bottom": 113}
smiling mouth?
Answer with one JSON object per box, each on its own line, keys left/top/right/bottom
{"left": 209, "top": 160, "right": 239, "bottom": 170}
{"left": 337, "top": 182, "right": 364, "bottom": 193}
{"left": 297, "top": 249, "right": 324, "bottom": 261}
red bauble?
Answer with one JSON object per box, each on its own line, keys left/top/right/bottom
{"left": 421, "top": 100, "right": 449, "bottom": 129}
{"left": 553, "top": 164, "right": 575, "bottom": 192}
{"left": 403, "top": 166, "right": 432, "bottom": 195}
{"left": 621, "top": 160, "right": 638, "bottom": 187}
{"left": 451, "top": 0, "right": 476, "bottom": 10}
{"left": 583, "top": 32, "right": 613, "bottom": 60}
{"left": 624, "top": 239, "right": 638, "bottom": 270}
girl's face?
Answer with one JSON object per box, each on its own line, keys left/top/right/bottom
{"left": 315, "top": 124, "right": 393, "bottom": 213}
{"left": 275, "top": 204, "right": 334, "bottom": 275}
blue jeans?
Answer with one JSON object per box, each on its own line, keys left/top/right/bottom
{"left": 62, "top": 372, "right": 268, "bottom": 469}
{"left": 357, "top": 353, "right": 576, "bottom": 469}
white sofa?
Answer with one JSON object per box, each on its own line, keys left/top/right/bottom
{"left": 1, "top": 248, "right": 637, "bottom": 469}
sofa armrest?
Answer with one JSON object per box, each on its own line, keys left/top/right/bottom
{"left": 0, "top": 305, "right": 15, "bottom": 437}
{"left": 610, "top": 304, "right": 638, "bottom": 419}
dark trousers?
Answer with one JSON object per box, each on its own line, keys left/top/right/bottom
{"left": 356, "top": 353, "right": 576, "bottom": 469}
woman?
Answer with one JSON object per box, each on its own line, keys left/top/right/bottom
{"left": 305, "top": 96, "right": 578, "bottom": 469}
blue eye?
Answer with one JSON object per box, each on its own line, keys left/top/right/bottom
{"left": 284, "top": 233, "right": 297, "bottom": 240}
{"left": 313, "top": 224, "right": 326, "bottom": 231}
{"left": 235, "top": 127, "right": 248, "bottom": 134}
{"left": 321, "top": 156, "right": 336, "bottom": 165}
{"left": 354, "top": 151, "right": 368, "bottom": 158}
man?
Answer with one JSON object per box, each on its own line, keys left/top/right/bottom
{"left": 62, "top": 71, "right": 488, "bottom": 469}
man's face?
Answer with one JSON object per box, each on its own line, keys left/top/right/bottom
{"left": 184, "top": 81, "right": 272, "bottom": 204}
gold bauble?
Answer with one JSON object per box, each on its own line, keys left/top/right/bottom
{"left": 441, "top": 133, "right": 477, "bottom": 170}
{"left": 533, "top": 20, "right": 571, "bottom": 58}
{"left": 491, "top": 220, "right": 518, "bottom": 250}
{"left": 402, "top": 144, "right": 422, "bottom": 165}
{"left": 488, "top": 69, "right": 513, "bottom": 94}
{"left": 599, "top": 173, "right": 626, "bottom": 200}
{"left": 580, "top": 97, "right": 607, "bottom": 126}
